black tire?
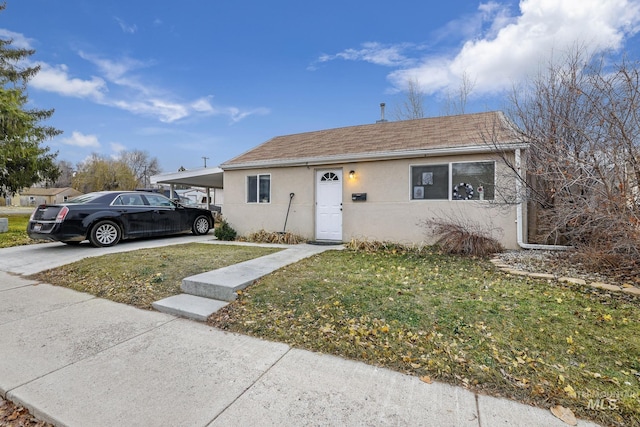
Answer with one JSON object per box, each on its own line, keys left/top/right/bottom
{"left": 89, "top": 220, "right": 121, "bottom": 247}
{"left": 192, "top": 215, "right": 211, "bottom": 235}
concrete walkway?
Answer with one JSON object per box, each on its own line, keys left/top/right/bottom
{"left": 0, "top": 240, "right": 600, "bottom": 426}
{"left": 153, "top": 242, "right": 337, "bottom": 320}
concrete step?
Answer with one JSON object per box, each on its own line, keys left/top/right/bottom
{"left": 152, "top": 294, "right": 229, "bottom": 321}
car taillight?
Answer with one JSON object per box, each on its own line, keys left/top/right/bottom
{"left": 55, "top": 206, "right": 69, "bottom": 223}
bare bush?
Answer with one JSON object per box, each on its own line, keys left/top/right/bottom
{"left": 422, "top": 218, "right": 504, "bottom": 257}
{"left": 484, "top": 47, "right": 640, "bottom": 268}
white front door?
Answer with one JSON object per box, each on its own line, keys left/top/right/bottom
{"left": 316, "top": 169, "right": 343, "bottom": 241}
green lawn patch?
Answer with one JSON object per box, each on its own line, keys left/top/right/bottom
{"left": 0, "top": 213, "right": 33, "bottom": 248}
{"left": 209, "top": 249, "right": 640, "bottom": 427}
{"left": 31, "top": 243, "right": 280, "bottom": 309}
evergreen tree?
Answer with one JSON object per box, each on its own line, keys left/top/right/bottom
{"left": 0, "top": 3, "right": 61, "bottom": 197}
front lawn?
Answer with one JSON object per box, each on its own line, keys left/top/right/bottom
{"left": 0, "top": 213, "right": 33, "bottom": 248}
{"left": 209, "top": 248, "right": 640, "bottom": 427}
{"left": 31, "top": 243, "right": 281, "bottom": 309}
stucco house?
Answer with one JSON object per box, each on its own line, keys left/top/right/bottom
{"left": 12, "top": 187, "right": 83, "bottom": 207}
{"left": 220, "top": 111, "right": 530, "bottom": 249}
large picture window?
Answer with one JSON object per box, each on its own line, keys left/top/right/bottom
{"left": 411, "top": 161, "right": 495, "bottom": 201}
{"left": 247, "top": 174, "right": 271, "bottom": 203}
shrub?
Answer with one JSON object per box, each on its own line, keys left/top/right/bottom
{"left": 241, "top": 229, "right": 305, "bottom": 244}
{"left": 423, "top": 218, "right": 504, "bottom": 257}
{"left": 214, "top": 220, "right": 237, "bottom": 241}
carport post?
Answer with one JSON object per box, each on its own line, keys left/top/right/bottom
{"left": 206, "top": 187, "right": 211, "bottom": 210}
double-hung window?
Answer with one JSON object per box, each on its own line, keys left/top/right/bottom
{"left": 247, "top": 174, "right": 271, "bottom": 203}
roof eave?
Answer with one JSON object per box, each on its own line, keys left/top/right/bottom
{"left": 221, "top": 142, "right": 528, "bottom": 170}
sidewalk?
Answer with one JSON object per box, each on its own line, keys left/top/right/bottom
{"left": 0, "top": 243, "right": 600, "bottom": 426}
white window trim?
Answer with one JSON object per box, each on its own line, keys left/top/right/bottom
{"left": 246, "top": 173, "right": 271, "bottom": 204}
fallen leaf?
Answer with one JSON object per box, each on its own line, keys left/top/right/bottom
{"left": 420, "top": 375, "right": 433, "bottom": 384}
{"left": 550, "top": 405, "right": 577, "bottom": 426}
{"left": 564, "top": 384, "right": 577, "bottom": 398}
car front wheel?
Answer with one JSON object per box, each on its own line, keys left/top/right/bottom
{"left": 192, "top": 215, "right": 211, "bottom": 235}
{"left": 89, "top": 220, "right": 122, "bottom": 247}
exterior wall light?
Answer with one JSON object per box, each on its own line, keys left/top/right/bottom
{"left": 349, "top": 170, "right": 356, "bottom": 179}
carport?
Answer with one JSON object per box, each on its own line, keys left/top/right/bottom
{"left": 150, "top": 167, "right": 223, "bottom": 210}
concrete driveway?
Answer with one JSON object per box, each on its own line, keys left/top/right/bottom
{"left": 0, "top": 234, "right": 216, "bottom": 276}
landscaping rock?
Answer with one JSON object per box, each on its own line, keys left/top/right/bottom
{"left": 590, "top": 282, "right": 621, "bottom": 292}
{"left": 622, "top": 287, "right": 640, "bottom": 296}
{"left": 558, "top": 277, "right": 586, "bottom": 285}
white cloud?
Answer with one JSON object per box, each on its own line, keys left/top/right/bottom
{"left": 191, "top": 97, "right": 215, "bottom": 113}
{"left": 389, "top": 0, "right": 640, "bottom": 96}
{"left": 75, "top": 52, "right": 263, "bottom": 123}
{"left": 111, "top": 98, "right": 189, "bottom": 123}
{"left": 61, "top": 131, "right": 101, "bottom": 148}
{"left": 312, "top": 42, "right": 415, "bottom": 69}
{"left": 30, "top": 62, "right": 107, "bottom": 99}
{"left": 0, "top": 29, "right": 106, "bottom": 100}
{"left": 0, "top": 29, "right": 34, "bottom": 49}
{"left": 226, "top": 107, "right": 270, "bottom": 123}
{"left": 110, "top": 142, "right": 126, "bottom": 153}
{"left": 78, "top": 52, "right": 152, "bottom": 92}
{"left": 1, "top": 28, "right": 265, "bottom": 124}
{"left": 115, "top": 17, "right": 137, "bottom": 34}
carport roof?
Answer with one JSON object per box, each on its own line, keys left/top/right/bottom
{"left": 150, "top": 167, "right": 223, "bottom": 189}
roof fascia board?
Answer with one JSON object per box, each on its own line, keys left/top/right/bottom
{"left": 221, "top": 143, "right": 528, "bottom": 170}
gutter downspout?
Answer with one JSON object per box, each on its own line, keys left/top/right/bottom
{"left": 515, "top": 148, "right": 571, "bottom": 251}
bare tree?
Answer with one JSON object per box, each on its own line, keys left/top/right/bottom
{"left": 491, "top": 47, "right": 640, "bottom": 274}
{"left": 393, "top": 78, "right": 426, "bottom": 120}
{"left": 52, "top": 160, "right": 75, "bottom": 187}
{"left": 394, "top": 73, "right": 476, "bottom": 121}
{"left": 440, "top": 71, "right": 476, "bottom": 116}
{"left": 119, "top": 149, "right": 161, "bottom": 188}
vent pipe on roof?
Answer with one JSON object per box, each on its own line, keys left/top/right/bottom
{"left": 376, "top": 102, "right": 388, "bottom": 123}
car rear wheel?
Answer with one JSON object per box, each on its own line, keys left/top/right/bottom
{"left": 192, "top": 215, "right": 210, "bottom": 235}
{"left": 89, "top": 220, "right": 121, "bottom": 247}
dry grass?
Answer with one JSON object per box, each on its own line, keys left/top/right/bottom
{"left": 0, "top": 213, "right": 39, "bottom": 248}
{"left": 29, "top": 243, "right": 280, "bottom": 309}
{"left": 210, "top": 247, "right": 640, "bottom": 427}
{"left": 240, "top": 229, "right": 306, "bottom": 245}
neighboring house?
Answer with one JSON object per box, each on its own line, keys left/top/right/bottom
{"left": 12, "top": 187, "right": 83, "bottom": 207}
{"left": 220, "top": 111, "right": 529, "bottom": 249}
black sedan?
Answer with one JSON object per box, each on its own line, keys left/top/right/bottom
{"left": 27, "top": 191, "right": 215, "bottom": 247}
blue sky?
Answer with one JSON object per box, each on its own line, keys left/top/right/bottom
{"left": 4, "top": 0, "right": 640, "bottom": 173}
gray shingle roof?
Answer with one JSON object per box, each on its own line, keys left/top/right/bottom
{"left": 222, "top": 111, "right": 521, "bottom": 169}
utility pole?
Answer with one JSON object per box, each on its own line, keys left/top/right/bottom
{"left": 202, "top": 156, "right": 209, "bottom": 168}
